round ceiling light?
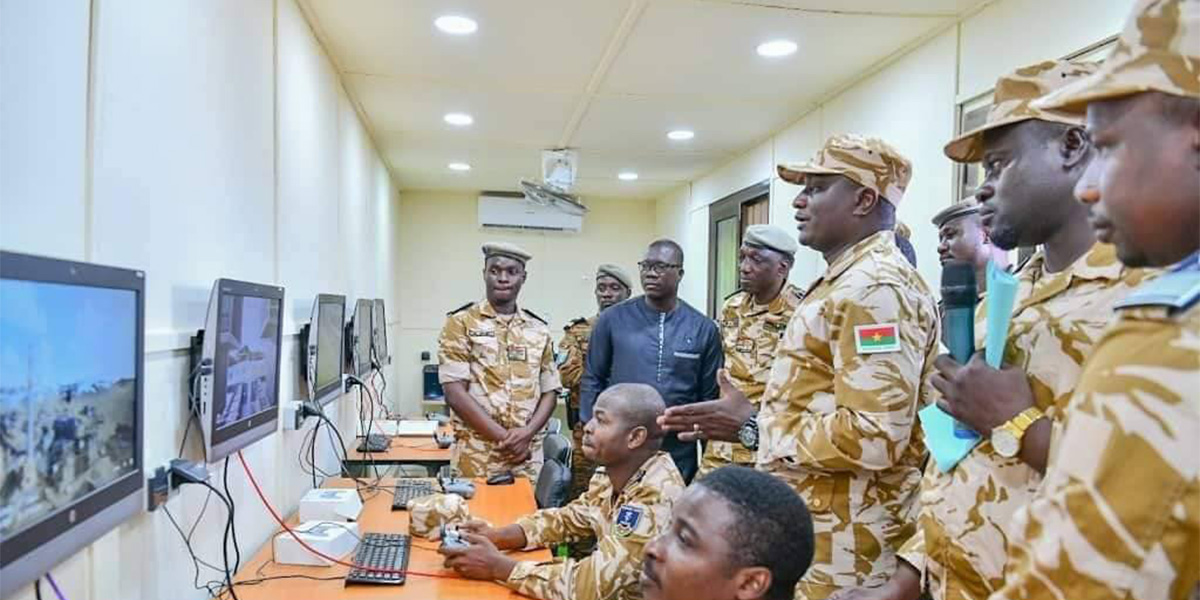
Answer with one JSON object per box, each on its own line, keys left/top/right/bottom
{"left": 435, "top": 15, "right": 478, "bottom": 35}
{"left": 448, "top": 162, "right": 472, "bottom": 171}
{"left": 756, "top": 39, "right": 798, "bottom": 58}
{"left": 618, "top": 172, "right": 639, "bottom": 181}
{"left": 667, "top": 130, "right": 695, "bottom": 141}
{"left": 444, "top": 112, "right": 474, "bottom": 126}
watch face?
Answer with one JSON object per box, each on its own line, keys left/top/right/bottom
{"left": 992, "top": 429, "right": 1020, "bottom": 458}
{"left": 738, "top": 423, "right": 758, "bottom": 449}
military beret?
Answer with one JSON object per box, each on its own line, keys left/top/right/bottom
{"left": 596, "top": 264, "right": 633, "bottom": 290}
{"left": 743, "top": 224, "right": 799, "bottom": 257}
{"left": 931, "top": 200, "right": 981, "bottom": 228}
{"left": 482, "top": 242, "right": 532, "bottom": 265}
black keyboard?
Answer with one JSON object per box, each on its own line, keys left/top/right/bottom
{"left": 357, "top": 434, "right": 390, "bottom": 453}
{"left": 390, "top": 479, "right": 437, "bottom": 511}
{"left": 345, "top": 532, "right": 411, "bottom": 585}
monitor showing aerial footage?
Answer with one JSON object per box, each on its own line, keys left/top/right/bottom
{"left": 314, "top": 298, "right": 343, "bottom": 394}
{"left": 211, "top": 294, "right": 281, "bottom": 432}
{"left": 0, "top": 279, "right": 139, "bottom": 540}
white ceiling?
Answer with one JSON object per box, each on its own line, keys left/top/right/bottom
{"left": 302, "top": 0, "right": 987, "bottom": 201}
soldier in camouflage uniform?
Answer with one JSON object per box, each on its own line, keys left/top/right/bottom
{"left": 665, "top": 135, "right": 936, "bottom": 599}
{"left": 561, "top": 264, "right": 633, "bottom": 501}
{"left": 684, "top": 224, "right": 802, "bottom": 477}
{"left": 440, "top": 383, "right": 685, "bottom": 600}
{"left": 438, "top": 242, "right": 562, "bottom": 481}
{"left": 991, "top": 2, "right": 1199, "bottom": 598}
{"left": 839, "top": 61, "right": 1155, "bottom": 600}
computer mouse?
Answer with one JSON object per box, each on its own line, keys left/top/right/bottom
{"left": 486, "top": 472, "right": 515, "bottom": 486}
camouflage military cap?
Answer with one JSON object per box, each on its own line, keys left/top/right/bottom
{"left": 407, "top": 492, "right": 470, "bottom": 538}
{"left": 777, "top": 134, "right": 913, "bottom": 205}
{"left": 931, "top": 199, "right": 981, "bottom": 228}
{"left": 944, "top": 60, "right": 1100, "bottom": 163}
{"left": 596, "top": 263, "right": 633, "bottom": 290}
{"left": 482, "top": 242, "right": 532, "bottom": 265}
{"left": 743, "top": 224, "right": 800, "bottom": 257}
{"left": 1035, "top": 0, "right": 1200, "bottom": 112}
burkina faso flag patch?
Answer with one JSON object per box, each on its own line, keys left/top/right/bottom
{"left": 854, "top": 323, "right": 900, "bottom": 354}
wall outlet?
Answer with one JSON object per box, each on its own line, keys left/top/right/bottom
{"left": 147, "top": 465, "right": 171, "bottom": 511}
{"left": 283, "top": 401, "right": 306, "bottom": 431}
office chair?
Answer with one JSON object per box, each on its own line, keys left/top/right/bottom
{"left": 534, "top": 458, "right": 571, "bottom": 508}
{"left": 545, "top": 417, "right": 563, "bottom": 435}
{"left": 542, "top": 432, "right": 572, "bottom": 467}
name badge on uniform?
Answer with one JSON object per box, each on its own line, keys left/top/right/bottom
{"left": 722, "top": 318, "right": 739, "bottom": 329}
{"left": 467, "top": 329, "right": 495, "bottom": 338}
{"left": 735, "top": 339, "right": 755, "bottom": 354}
{"left": 854, "top": 323, "right": 900, "bottom": 354}
{"left": 614, "top": 505, "right": 643, "bottom": 538}
{"left": 506, "top": 345, "right": 528, "bottom": 361}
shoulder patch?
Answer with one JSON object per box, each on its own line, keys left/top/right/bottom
{"left": 854, "top": 323, "right": 901, "bottom": 354}
{"left": 447, "top": 301, "right": 474, "bottom": 316}
{"left": 1115, "top": 269, "right": 1200, "bottom": 313}
{"left": 614, "top": 505, "right": 644, "bottom": 538}
{"left": 523, "top": 308, "right": 548, "bottom": 325}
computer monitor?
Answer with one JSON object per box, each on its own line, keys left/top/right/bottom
{"left": 303, "top": 294, "right": 345, "bottom": 406}
{"left": 348, "top": 299, "right": 373, "bottom": 377}
{"left": 195, "top": 278, "right": 283, "bottom": 462}
{"left": 0, "top": 251, "right": 145, "bottom": 598}
{"left": 371, "top": 299, "right": 389, "bottom": 367}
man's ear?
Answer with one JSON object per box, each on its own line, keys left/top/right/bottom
{"left": 732, "top": 566, "right": 773, "bottom": 600}
{"left": 1062, "top": 126, "right": 1091, "bottom": 170}
{"left": 852, "top": 186, "right": 880, "bottom": 217}
{"left": 627, "top": 425, "right": 648, "bottom": 450}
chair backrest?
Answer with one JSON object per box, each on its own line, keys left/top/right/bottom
{"left": 535, "top": 458, "right": 572, "bottom": 508}
{"left": 545, "top": 417, "right": 563, "bottom": 435}
{"left": 542, "top": 432, "right": 572, "bottom": 466}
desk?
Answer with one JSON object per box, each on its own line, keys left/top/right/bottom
{"left": 228, "top": 477, "right": 550, "bottom": 599}
{"left": 344, "top": 429, "right": 453, "bottom": 477}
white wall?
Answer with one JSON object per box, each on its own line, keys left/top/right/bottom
{"left": 0, "top": 1, "right": 401, "bottom": 599}
{"left": 656, "top": 0, "right": 1129, "bottom": 308}
{"left": 393, "top": 192, "right": 657, "bottom": 416}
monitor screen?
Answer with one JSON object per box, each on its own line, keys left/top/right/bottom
{"left": 212, "top": 294, "right": 280, "bottom": 434}
{"left": 371, "top": 299, "right": 388, "bottom": 365}
{"left": 313, "top": 297, "right": 343, "bottom": 398}
{"left": 353, "top": 300, "right": 372, "bottom": 376}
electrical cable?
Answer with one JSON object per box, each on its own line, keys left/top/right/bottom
{"left": 45, "top": 573, "right": 67, "bottom": 600}
{"left": 199, "top": 481, "right": 240, "bottom": 600}
{"left": 235, "top": 451, "right": 457, "bottom": 580}
{"left": 34, "top": 580, "right": 43, "bottom": 600}
{"left": 222, "top": 457, "right": 242, "bottom": 575}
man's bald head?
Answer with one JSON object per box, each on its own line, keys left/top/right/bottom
{"left": 594, "top": 383, "right": 666, "bottom": 450}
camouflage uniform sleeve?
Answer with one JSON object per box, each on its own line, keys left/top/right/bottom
{"left": 539, "top": 331, "right": 563, "bottom": 394}
{"left": 792, "top": 283, "right": 927, "bottom": 472}
{"left": 995, "top": 313, "right": 1200, "bottom": 600}
{"left": 897, "top": 525, "right": 926, "bottom": 581}
{"left": 506, "top": 500, "right": 663, "bottom": 600}
{"left": 515, "top": 477, "right": 602, "bottom": 548}
{"left": 558, "top": 328, "right": 585, "bottom": 390}
{"left": 437, "top": 313, "right": 471, "bottom": 383}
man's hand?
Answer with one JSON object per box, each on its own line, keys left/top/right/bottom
{"left": 931, "top": 352, "right": 1036, "bottom": 434}
{"left": 440, "top": 532, "right": 517, "bottom": 581}
{"left": 658, "top": 369, "right": 754, "bottom": 443}
{"left": 829, "top": 563, "right": 921, "bottom": 600}
{"left": 496, "top": 426, "right": 536, "bottom": 464}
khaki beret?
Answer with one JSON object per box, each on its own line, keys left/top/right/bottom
{"left": 778, "top": 134, "right": 913, "bottom": 206}
{"left": 596, "top": 264, "right": 633, "bottom": 290}
{"left": 407, "top": 493, "right": 470, "bottom": 539}
{"left": 931, "top": 199, "right": 981, "bottom": 228}
{"left": 742, "top": 224, "right": 799, "bottom": 257}
{"left": 482, "top": 242, "right": 532, "bottom": 265}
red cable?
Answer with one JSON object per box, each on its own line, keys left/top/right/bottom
{"left": 235, "top": 451, "right": 457, "bottom": 579}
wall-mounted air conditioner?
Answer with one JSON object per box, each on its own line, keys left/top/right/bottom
{"left": 478, "top": 191, "right": 583, "bottom": 233}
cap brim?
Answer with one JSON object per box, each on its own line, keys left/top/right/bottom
{"left": 943, "top": 112, "right": 1084, "bottom": 163}
{"left": 1032, "top": 66, "right": 1135, "bottom": 113}
{"left": 777, "top": 162, "right": 841, "bottom": 185}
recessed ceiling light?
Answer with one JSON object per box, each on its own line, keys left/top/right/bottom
{"left": 756, "top": 39, "right": 798, "bottom": 58}
{"left": 435, "top": 15, "right": 478, "bottom": 35}
{"left": 667, "top": 130, "right": 695, "bottom": 141}
{"left": 448, "top": 162, "right": 471, "bottom": 171}
{"left": 618, "top": 172, "right": 639, "bottom": 181}
{"left": 444, "top": 112, "right": 474, "bottom": 126}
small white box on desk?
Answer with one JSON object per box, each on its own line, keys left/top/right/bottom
{"left": 298, "top": 488, "right": 363, "bottom": 522}
{"left": 274, "top": 521, "right": 359, "bottom": 567}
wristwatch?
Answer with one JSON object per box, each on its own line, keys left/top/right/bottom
{"left": 991, "top": 406, "right": 1045, "bottom": 458}
{"left": 737, "top": 415, "right": 759, "bottom": 451}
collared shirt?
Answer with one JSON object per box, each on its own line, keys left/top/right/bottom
{"left": 437, "top": 299, "right": 562, "bottom": 478}
{"left": 700, "top": 284, "right": 804, "bottom": 474}
{"left": 506, "top": 452, "right": 685, "bottom": 600}
{"left": 994, "top": 251, "right": 1199, "bottom": 600}
{"left": 900, "top": 243, "right": 1155, "bottom": 600}
{"left": 559, "top": 315, "right": 596, "bottom": 417}
{"left": 581, "top": 296, "right": 723, "bottom": 481}
{"left": 757, "top": 230, "right": 939, "bottom": 597}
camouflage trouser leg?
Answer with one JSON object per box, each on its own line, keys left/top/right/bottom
{"left": 452, "top": 433, "right": 543, "bottom": 482}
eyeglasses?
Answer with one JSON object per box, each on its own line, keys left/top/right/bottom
{"left": 638, "top": 260, "right": 681, "bottom": 274}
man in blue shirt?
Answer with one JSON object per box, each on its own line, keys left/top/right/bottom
{"left": 582, "top": 239, "right": 723, "bottom": 482}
